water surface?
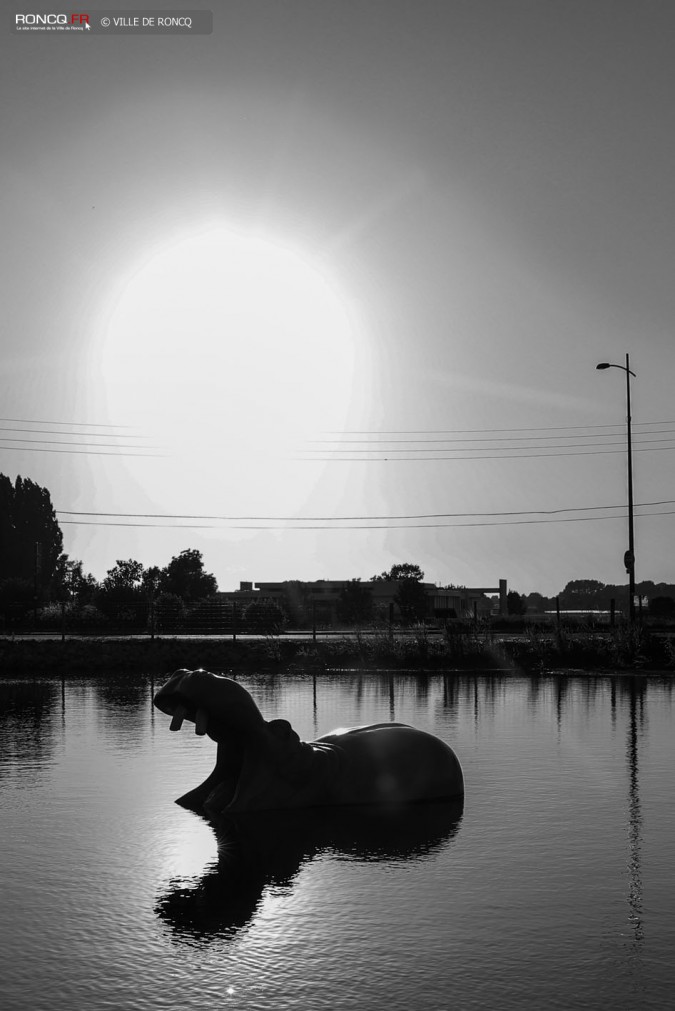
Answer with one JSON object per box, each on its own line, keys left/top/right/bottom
{"left": 1, "top": 670, "right": 674, "bottom": 1010}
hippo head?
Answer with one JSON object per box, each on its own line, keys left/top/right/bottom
{"left": 153, "top": 669, "right": 319, "bottom": 816}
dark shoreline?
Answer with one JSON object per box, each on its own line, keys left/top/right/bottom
{"left": 1, "top": 630, "right": 674, "bottom": 676}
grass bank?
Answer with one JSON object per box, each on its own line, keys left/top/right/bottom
{"left": 1, "top": 626, "right": 674, "bottom": 675}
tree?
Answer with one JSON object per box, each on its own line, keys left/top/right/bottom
{"left": 159, "top": 549, "right": 217, "bottom": 602}
{"left": 648, "top": 596, "right": 675, "bottom": 619}
{"left": 559, "top": 580, "right": 606, "bottom": 609}
{"left": 141, "top": 565, "right": 162, "bottom": 598}
{"left": 372, "top": 562, "right": 425, "bottom": 582}
{"left": 101, "top": 559, "right": 145, "bottom": 595}
{"left": 95, "top": 558, "right": 146, "bottom": 624}
{"left": 51, "top": 554, "right": 97, "bottom": 603}
{"left": 506, "top": 591, "right": 527, "bottom": 616}
{"left": 337, "top": 579, "right": 374, "bottom": 625}
{"left": 0, "top": 473, "right": 63, "bottom": 597}
{"left": 394, "top": 579, "right": 428, "bottom": 623}
{"left": 370, "top": 563, "right": 427, "bottom": 623}
{"left": 524, "top": 592, "right": 549, "bottom": 613}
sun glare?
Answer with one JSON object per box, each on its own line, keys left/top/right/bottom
{"left": 96, "top": 227, "right": 357, "bottom": 466}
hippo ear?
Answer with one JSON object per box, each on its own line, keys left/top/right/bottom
{"left": 265, "top": 719, "right": 311, "bottom": 783}
{"left": 266, "top": 719, "right": 301, "bottom": 749}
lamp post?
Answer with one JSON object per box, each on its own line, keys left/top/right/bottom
{"left": 596, "top": 354, "right": 637, "bottom": 623}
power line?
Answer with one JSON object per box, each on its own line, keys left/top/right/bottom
{"left": 302, "top": 437, "right": 675, "bottom": 454}
{"left": 0, "top": 426, "right": 148, "bottom": 439}
{"left": 322, "top": 420, "right": 675, "bottom": 435}
{"left": 0, "top": 417, "right": 151, "bottom": 455}
{"left": 9, "top": 435, "right": 674, "bottom": 454}
{"left": 57, "top": 509, "right": 675, "bottom": 530}
{"left": 298, "top": 445, "right": 675, "bottom": 461}
{"left": 0, "top": 417, "right": 135, "bottom": 429}
{"left": 1, "top": 445, "right": 162, "bottom": 457}
{"left": 5, "top": 439, "right": 673, "bottom": 462}
{"left": 1, "top": 438, "right": 158, "bottom": 449}
{"left": 4, "top": 416, "right": 674, "bottom": 438}
{"left": 309, "top": 429, "right": 675, "bottom": 444}
{"left": 55, "top": 499, "right": 675, "bottom": 521}
{"left": 5, "top": 439, "right": 672, "bottom": 461}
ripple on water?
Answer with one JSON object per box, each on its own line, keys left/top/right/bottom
{"left": 1, "top": 672, "right": 675, "bottom": 1011}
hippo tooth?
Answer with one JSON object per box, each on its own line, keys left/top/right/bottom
{"left": 170, "top": 704, "right": 188, "bottom": 732}
{"left": 195, "top": 708, "right": 208, "bottom": 736}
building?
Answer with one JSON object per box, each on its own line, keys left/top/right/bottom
{"left": 219, "top": 578, "right": 508, "bottom": 624}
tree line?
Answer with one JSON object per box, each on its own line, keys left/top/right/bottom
{"left": 2, "top": 473, "right": 674, "bottom": 628}
{"left": 0, "top": 474, "right": 219, "bottom": 626}
{"left": 511, "top": 579, "right": 675, "bottom": 619}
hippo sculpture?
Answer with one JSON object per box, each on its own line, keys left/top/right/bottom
{"left": 153, "top": 669, "right": 464, "bottom": 818}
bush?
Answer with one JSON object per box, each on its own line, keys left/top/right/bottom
{"left": 36, "top": 603, "right": 65, "bottom": 630}
{"left": 154, "top": 592, "right": 185, "bottom": 633}
{"left": 648, "top": 596, "right": 675, "bottom": 619}
{"left": 36, "top": 602, "right": 108, "bottom": 633}
{"left": 243, "top": 599, "right": 286, "bottom": 634}
{"left": 94, "top": 586, "right": 147, "bottom": 628}
{"left": 183, "top": 596, "right": 232, "bottom": 635}
{"left": 74, "top": 604, "right": 107, "bottom": 631}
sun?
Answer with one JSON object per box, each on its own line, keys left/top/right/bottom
{"left": 96, "top": 226, "right": 358, "bottom": 462}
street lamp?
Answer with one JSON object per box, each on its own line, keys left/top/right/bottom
{"left": 596, "top": 354, "right": 637, "bottom": 623}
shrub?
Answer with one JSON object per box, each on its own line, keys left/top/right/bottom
{"left": 154, "top": 592, "right": 185, "bottom": 633}
{"left": 648, "top": 596, "right": 675, "bottom": 619}
{"left": 243, "top": 599, "right": 287, "bottom": 634}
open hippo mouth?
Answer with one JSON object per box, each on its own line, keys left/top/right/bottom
{"left": 153, "top": 669, "right": 270, "bottom": 815}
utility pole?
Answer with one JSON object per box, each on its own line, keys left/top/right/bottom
{"left": 596, "top": 355, "right": 637, "bottom": 622}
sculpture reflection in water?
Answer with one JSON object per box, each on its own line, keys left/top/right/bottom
{"left": 155, "top": 800, "right": 464, "bottom": 943}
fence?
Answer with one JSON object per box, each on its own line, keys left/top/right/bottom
{"left": 1, "top": 596, "right": 654, "bottom": 642}
{"left": 0, "top": 598, "right": 287, "bottom": 639}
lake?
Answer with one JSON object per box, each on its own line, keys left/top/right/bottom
{"left": 1, "top": 669, "right": 674, "bottom": 1010}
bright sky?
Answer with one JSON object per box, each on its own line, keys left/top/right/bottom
{"left": 2, "top": 1, "right": 675, "bottom": 597}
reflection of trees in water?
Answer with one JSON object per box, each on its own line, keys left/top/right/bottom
{"left": 0, "top": 674, "right": 166, "bottom": 773}
{"left": 92, "top": 675, "right": 154, "bottom": 745}
{"left": 431, "top": 670, "right": 656, "bottom": 987}
{"left": 205, "top": 670, "right": 474, "bottom": 740}
{"left": 93, "top": 677, "right": 150, "bottom": 711}
{"left": 413, "top": 674, "right": 431, "bottom": 706}
{"left": 0, "top": 680, "right": 59, "bottom": 785}
{"left": 249, "top": 671, "right": 674, "bottom": 754}
{"left": 578, "top": 677, "right": 604, "bottom": 710}
{"left": 527, "top": 676, "right": 543, "bottom": 712}
{"left": 240, "top": 671, "right": 283, "bottom": 710}
{"left": 611, "top": 678, "right": 617, "bottom": 729}
{"left": 441, "top": 673, "right": 461, "bottom": 713}
{"left": 478, "top": 675, "right": 500, "bottom": 716}
{"left": 553, "top": 674, "right": 570, "bottom": 729}
{"left": 155, "top": 800, "right": 463, "bottom": 945}
{"left": 438, "top": 674, "right": 505, "bottom": 730}
{"left": 252, "top": 671, "right": 445, "bottom": 733}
